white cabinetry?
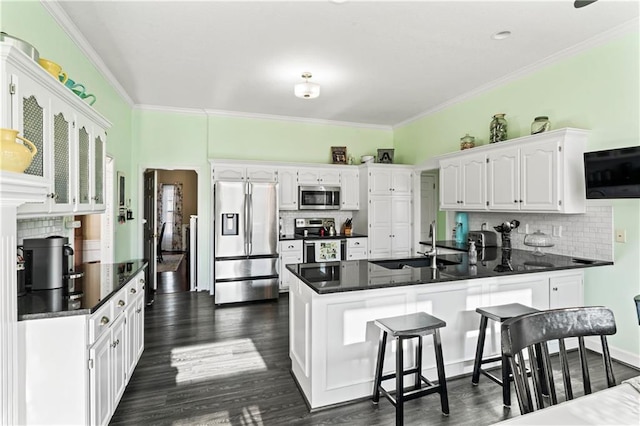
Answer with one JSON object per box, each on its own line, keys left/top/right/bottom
{"left": 211, "top": 161, "right": 277, "bottom": 182}
{"left": 439, "top": 153, "right": 486, "bottom": 210}
{"left": 340, "top": 168, "right": 359, "bottom": 210}
{"left": 549, "top": 272, "right": 583, "bottom": 309}
{"left": 278, "top": 167, "right": 298, "bottom": 210}
{"left": 279, "top": 240, "right": 303, "bottom": 291}
{"left": 18, "top": 267, "right": 146, "bottom": 426}
{"left": 298, "top": 167, "right": 341, "bottom": 185}
{"left": 1, "top": 46, "right": 110, "bottom": 217}
{"left": 355, "top": 165, "right": 413, "bottom": 259}
{"left": 346, "top": 237, "right": 368, "bottom": 260}
{"left": 439, "top": 128, "right": 588, "bottom": 213}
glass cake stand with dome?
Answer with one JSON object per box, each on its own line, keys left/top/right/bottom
{"left": 524, "top": 230, "right": 554, "bottom": 256}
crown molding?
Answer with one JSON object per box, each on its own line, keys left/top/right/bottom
{"left": 394, "top": 17, "right": 640, "bottom": 129}
{"left": 41, "top": 0, "right": 134, "bottom": 107}
{"left": 133, "top": 104, "right": 392, "bottom": 130}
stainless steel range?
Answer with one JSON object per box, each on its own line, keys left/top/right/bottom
{"left": 295, "top": 218, "right": 346, "bottom": 263}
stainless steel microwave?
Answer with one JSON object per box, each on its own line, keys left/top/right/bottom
{"left": 298, "top": 186, "right": 341, "bottom": 210}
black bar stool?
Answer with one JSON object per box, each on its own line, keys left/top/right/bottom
{"left": 471, "top": 303, "right": 539, "bottom": 407}
{"left": 372, "top": 312, "right": 449, "bottom": 425}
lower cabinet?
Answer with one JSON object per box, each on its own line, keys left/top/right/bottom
{"left": 346, "top": 237, "right": 368, "bottom": 260}
{"left": 279, "top": 240, "right": 303, "bottom": 291}
{"left": 18, "top": 268, "right": 146, "bottom": 425}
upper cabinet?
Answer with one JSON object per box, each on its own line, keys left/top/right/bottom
{"left": 278, "top": 166, "right": 298, "bottom": 210}
{"left": 1, "top": 45, "right": 111, "bottom": 217}
{"left": 438, "top": 128, "right": 588, "bottom": 214}
{"left": 211, "top": 162, "right": 277, "bottom": 182}
{"left": 297, "top": 168, "right": 341, "bottom": 186}
{"left": 340, "top": 168, "right": 359, "bottom": 210}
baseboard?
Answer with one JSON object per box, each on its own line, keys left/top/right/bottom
{"left": 585, "top": 339, "right": 640, "bottom": 369}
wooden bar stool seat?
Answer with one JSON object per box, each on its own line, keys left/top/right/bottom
{"left": 372, "top": 312, "right": 449, "bottom": 425}
{"left": 471, "top": 303, "right": 539, "bottom": 407}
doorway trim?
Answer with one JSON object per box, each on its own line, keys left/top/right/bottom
{"left": 101, "top": 155, "right": 115, "bottom": 264}
{"left": 137, "top": 163, "right": 206, "bottom": 292}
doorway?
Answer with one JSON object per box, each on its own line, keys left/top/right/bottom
{"left": 153, "top": 169, "right": 198, "bottom": 294}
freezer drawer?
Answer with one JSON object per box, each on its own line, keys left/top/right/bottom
{"left": 214, "top": 278, "right": 279, "bottom": 304}
{"left": 215, "top": 257, "right": 278, "bottom": 280}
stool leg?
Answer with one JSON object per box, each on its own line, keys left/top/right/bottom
{"left": 396, "top": 336, "right": 404, "bottom": 426}
{"left": 414, "top": 335, "right": 423, "bottom": 390}
{"left": 372, "top": 330, "right": 387, "bottom": 404}
{"left": 433, "top": 329, "right": 449, "bottom": 416}
{"left": 501, "top": 351, "right": 511, "bottom": 407}
{"left": 472, "top": 315, "right": 489, "bottom": 385}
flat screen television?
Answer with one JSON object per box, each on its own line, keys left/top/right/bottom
{"left": 584, "top": 146, "right": 640, "bottom": 199}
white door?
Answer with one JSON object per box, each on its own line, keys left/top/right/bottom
{"left": 487, "top": 148, "right": 520, "bottom": 211}
{"left": 368, "top": 196, "right": 392, "bottom": 259}
{"left": 112, "top": 315, "right": 127, "bottom": 404}
{"left": 369, "top": 168, "right": 393, "bottom": 195}
{"left": 340, "top": 169, "right": 359, "bottom": 210}
{"left": 520, "top": 141, "right": 559, "bottom": 211}
{"left": 391, "top": 169, "right": 412, "bottom": 195}
{"left": 391, "top": 196, "right": 412, "bottom": 257}
{"left": 101, "top": 156, "right": 115, "bottom": 265}
{"left": 461, "top": 155, "right": 487, "bottom": 210}
{"left": 90, "top": 333, "right": 112, "bottom": 426}
{"left": 439, "top": 159, "right": 461, "bottom": 209}
{"left": 278, "top": 167, "right": 298, "bottom": 210}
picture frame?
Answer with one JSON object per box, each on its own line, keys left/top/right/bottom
{"left": 377, "top": 148, "right": 395, "bottom": 164}
{"left": 331, "top": 146, "right": 347, "bottom": 164}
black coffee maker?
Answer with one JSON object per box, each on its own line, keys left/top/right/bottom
{"left": 23, "top": 236, "right": 76, "bottom": 291}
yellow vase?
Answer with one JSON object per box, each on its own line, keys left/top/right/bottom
{"left": 0, "top": 128, "right": 38, "bottom": 173}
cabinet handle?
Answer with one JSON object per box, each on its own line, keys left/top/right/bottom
{"left": 100, "top": 316, "right": 110, "bottom": 326}
{"left": 519, "top": 200, "right": 523, "bottom": 203}
{"left": 514, "top": 200, "right": 518, "bottom": 203}
{"left": 118, "top": 300, "right": 125, "bottom": 307}
{"left": 47, "top": 193, "right": 55, "bottom": 198}
{"left": 130, "top": 288, "right": 137, "bottom": 294}
{"left": 141, "top": 285, "right": 145, "bottom": 290}
{"left": 354, "top": 242, "right": 360, "bottom": 245}
{"left": 140, "top": 278, "right": 145, "bottom": 284}
{"left": 136, "top": 308, "right": 142, "bottom": 313}
{"left": 552, "top": 287, "right": 558, "bottom": 291}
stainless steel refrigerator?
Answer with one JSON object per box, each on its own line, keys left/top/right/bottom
{"left": 214, "top": 181, "right": 279, "bottom": 304}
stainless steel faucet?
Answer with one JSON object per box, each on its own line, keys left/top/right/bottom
{"left": 418, "top": 220, "right": 438, "bottom": 268}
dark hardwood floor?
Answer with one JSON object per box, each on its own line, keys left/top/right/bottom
{"left": 156, "top": 251, "right": 189, "bottom": 294}
{"left": 111, "top": 292, "right": 639, "bottom": 425}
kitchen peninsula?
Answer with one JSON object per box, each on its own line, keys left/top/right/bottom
{"left": 17, "top": 260, "right": 148, "bottom": 425}
{"left": 286, "top": 250, "right": 611, "bottom": 409}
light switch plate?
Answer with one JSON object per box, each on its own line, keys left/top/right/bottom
{"left": 615, "top": 229, "right": 626, "bottom": 243}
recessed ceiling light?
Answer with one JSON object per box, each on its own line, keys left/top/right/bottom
{"left": 492, "top": 31, "right": 512, "bottom": 40}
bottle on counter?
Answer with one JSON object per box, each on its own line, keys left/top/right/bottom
{"left": 468, "top": 240, "right": 477, "bottom": 266}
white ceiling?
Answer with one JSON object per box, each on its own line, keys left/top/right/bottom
{"left": 56, "top": 0, "right": 639, "bottom": 127}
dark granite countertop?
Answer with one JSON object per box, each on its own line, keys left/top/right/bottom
{"left": 419, "top": 240, "right": 472, "bottom": 251}
{"left": 280, "top": 233, "right": 368, "bottom": 241}
{"left": 286, "top": 249, "right": 612, "bottom": 295}
{"left": 18, "top": 259, "right": 148, "bottom": 321}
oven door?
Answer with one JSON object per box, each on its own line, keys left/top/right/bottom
{"left": 299, "top": 186, "right": 340, "bottom": 210}
{"left": 303, "top": 240, "right": 346, "bottom": 263}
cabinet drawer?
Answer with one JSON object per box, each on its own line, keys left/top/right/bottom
{"left": 280, "top": 240, "right": 303, "bottom": 253}
{"left": 346, "top": 249, "right": 367, "bottom": 260}
{"left": 129, "top": 273, "right": 146, "bottom": 298}
{"left": 88, "top": 302, "right": 113, "bottom": 345}
{"left": 347, "top": 238, "right": 367, "bottom": 249}
{"left": 112, "top": 286, "right": 129, "bottom": 319}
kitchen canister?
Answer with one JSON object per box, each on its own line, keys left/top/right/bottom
{"left": 531, "top": 116, "right": 550, "bottom": 135}
{"left": 489, "top": 113, "right": 507, "bottom": 143}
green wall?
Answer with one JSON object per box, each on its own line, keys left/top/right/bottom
{"left": 395, "top": 32, "right": 640, "bottom": 359}
{"left": 1, "top": 0, "right": 134, "bottom": 262}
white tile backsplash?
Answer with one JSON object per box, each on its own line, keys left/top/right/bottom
{"left": 279, "top": 210, "right": 355, "bottom": 235}
{"left": 17, "top": 216, "right": 72, "bottom": 245}
{"left": 467, "top": 205, "right": 613, "bottom": 261}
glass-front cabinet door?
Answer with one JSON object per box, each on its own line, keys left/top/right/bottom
{"left": 77, "top": 123, "right": 92, "bottom": 211}
{"left": 50, "top": 105, "right": 75, "bottom": 212}
{"left": 93, "top": 132, "right": 106, "bottom": 209}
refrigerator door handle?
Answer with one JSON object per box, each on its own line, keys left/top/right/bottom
{"left": 243, "top": 185, "right": 250, "bottom": 256}
{"left": 247, "top": 184, "right": 253, "bottom": 255}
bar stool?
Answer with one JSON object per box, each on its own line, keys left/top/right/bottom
{"left": 372, "top": 312, "right": 449, "bottom": 425}
{"left": 471, "top": 303, "right": 539, "bottom": 407}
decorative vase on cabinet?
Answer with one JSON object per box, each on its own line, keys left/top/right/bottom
{"left": 489, "top": 113, "right": 508, "bottom": 143}
{"left": 531, "top": 116, "right": 551, "bottom": 135}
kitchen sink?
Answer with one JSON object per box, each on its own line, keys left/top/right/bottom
{"left": 371, "top": 257, "right": 460, "bottom": 270}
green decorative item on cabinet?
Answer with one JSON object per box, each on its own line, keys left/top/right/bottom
{"left": 531, "top": 116, "right": 551, "bottom": 134}
{"left": 489, "top": 113, "right": 507, "bottom": 143}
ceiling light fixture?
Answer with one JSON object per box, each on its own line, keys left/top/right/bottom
{"left": 491, "top": 31, "right": 512, "bottom": 40}
{"left": 294, "top": 72, "right": 320, "bottom": 99}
